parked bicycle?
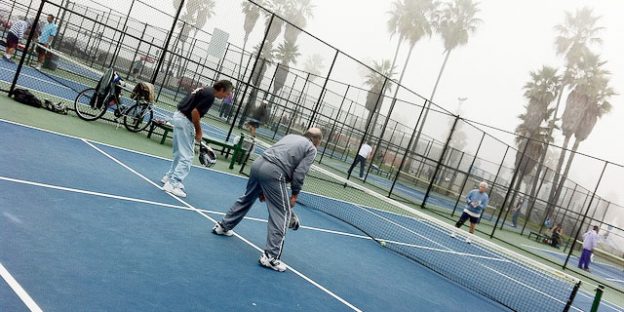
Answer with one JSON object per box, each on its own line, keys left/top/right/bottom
{"left": 74, "top": 68, "right": 155, "bottom": 132}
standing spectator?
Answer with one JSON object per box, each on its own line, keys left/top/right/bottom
{"left": 450, "top": 181, "right": 490, "bottom": 243}
{"left": 578, "top": 225, "right": 600, "bottom": 272}
{"left": 33, "top": 14, "right": 58, "bottom": 70}
{"left": 3, "top": 18, "right": 31, "bottom": 62}
{"left": 219, "top": 93, "right": 234, "bottom": 120}
{"left": 212, "top": 128, "right": 323, "bottom": 272}
{"left": 511, "top": 197, "right": 527, "bottom": 228}
{"left": 347, "top": 142, "right": 373, "bottom": 179}
{"left": 161, "top": 80, "right": 233, "bottom": 198}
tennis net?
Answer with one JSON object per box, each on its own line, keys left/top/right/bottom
{"left": 245, "top": 138, "right": 582, "bottom": 312}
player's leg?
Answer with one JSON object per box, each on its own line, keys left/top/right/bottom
{"left": 165, "top": 112, "right": 194, "bottom": 196}
{"left": 455, "top": 212, "right": 470, "bottom": 228}
{"left": 219, "top": 161, "right": 264, "bottom": 232}
{"left": 347, "top": 156, "right": 360, "bottom": 175}
{"left": 359, "top": 156, "right": 366, "bottom": 178}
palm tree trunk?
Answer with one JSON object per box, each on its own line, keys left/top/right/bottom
{"left": 544, "top": 134, "right": 571, "bottom": 221}
{"left": 550, "top": 139, "right": 580, "bottom": 217}
{"left": 429, "top": 49, "right": 452, "bottom": 102}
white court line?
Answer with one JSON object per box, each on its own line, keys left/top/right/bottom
{"left": 2, "top": 119, "right": 620, "bottom": 312}
{"left": 81, "top": 139, "right": 363, "bottom": 312}
{"left": 0, "top": 263, "right": 43, "bottom": 312}
{"left": 0, "top": 174, "right": 373, "bottom": 240}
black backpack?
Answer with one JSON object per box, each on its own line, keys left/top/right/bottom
{"left": 12, "top": 88, "right": 43, "bottom": 108}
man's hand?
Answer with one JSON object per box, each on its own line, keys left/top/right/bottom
{"left": 289, "top": 194, "right": 298, "bottom": 208}
{"left": 195, "top": 131, "right": 203, "bottom": 143}
{"left": 259, "top": 193, "right": 266, "bottom": 202}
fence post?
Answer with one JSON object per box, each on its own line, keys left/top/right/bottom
{"left": 388, "top": 98, "right": 430, "bottom": 197}
{"left": 490, "top": 137, "right": 531, "bottom": 238}
{"left": 319, "top": 85, "right": 350, "bottom": 164}
{"left": 452, "top": 132, "right": 486, "bottom": 216}
{"left": 307, "top": 50, "right": 339, "bottom": 129}
{"left": 347, "top": 77, "right": 388, "bottom": 180}
{"left": 9, "top": 0, "right": 46, "bottom": 96}
{"left": 225, "top": 14, "right": 276, "bottom": 142}
{"left": 422, "top": 115, "right": 460, "bottom": 207}
{"left": 563, "top": 161, "right": 607, "bottom": 269}
{"left": 150, "top": 0, "right": 185, "bottom": 85}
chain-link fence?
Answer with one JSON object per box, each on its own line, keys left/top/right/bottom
{"left": 2, "top": 0, "right": 622, "bottom": 294}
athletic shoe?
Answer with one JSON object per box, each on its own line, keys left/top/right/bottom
{"left": 259, "top": 252, "right": 287, "bottom": 272}
{"left": 465, "top": 237, "right": 472, "bottom": 244}
{"left": 161, "top": 175, "right": 169, "bottom": 184}
{"left": 34, "top": 64, "right": 42, "bottom": 71}
{"left": 163, "top": 181, "right": 186, "bottom": 198}
{"left": 212, "top": 222, "right": 233, "bottom": 237}
{"left": 449, "top": 231, "right": 456, "bottom": 238}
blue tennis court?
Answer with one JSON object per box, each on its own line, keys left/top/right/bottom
{"left": 1, "top": 119, "right": 621, "bottom": 311}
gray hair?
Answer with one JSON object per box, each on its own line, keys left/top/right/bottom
{"left": 304, "top": 127, "right": 323, "bottom": 142}
{"left": 479, "top": 181, "right": 489, "bottom": 189}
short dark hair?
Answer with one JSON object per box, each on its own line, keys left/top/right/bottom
{"left": 213, "top": 80, "right": 233, "bottom": 92}
{"left": 48, "top": 14, "right": 54, "bottom": 18}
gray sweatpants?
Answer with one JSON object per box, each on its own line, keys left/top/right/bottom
{"left": 221, "top": 157, "right": 291, "bottom": 259}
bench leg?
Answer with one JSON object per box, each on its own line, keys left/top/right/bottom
{"left": 147, "top": 123, "right": 156, "bottom": 139}
{"left": 160, "top": 130, "right": 169, "bottom": 145}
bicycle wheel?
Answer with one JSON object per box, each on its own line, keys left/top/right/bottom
{"left": 123, "top": 103, "right": 153, "bottom": 132}
{"left": 74, "top": 88, "right": 107, "bottom": 121}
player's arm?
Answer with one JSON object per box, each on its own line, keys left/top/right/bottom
{"left": 290, "top": 147, "right": 317, "bottom": 207}
{"left": 191, "top": 108, "right": 202, "bottom": 142}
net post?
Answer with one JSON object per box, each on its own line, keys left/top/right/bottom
{"left": 589, "top": 285, "right": 604, "bottom": 312}
{"left": 563, "top": 281, "right": 581, "bottom": 312}
{"left": 9, "top": 0, "right": 46, "bottom": 96}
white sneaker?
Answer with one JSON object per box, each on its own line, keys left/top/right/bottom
{"left": 161, "top": 175, "right": 169, "bottom": 184}
{"left": 259, "top": 252, "right": 287, "bottom": 272}
{"left": 163, "top": 181, "right": 187, "bottom": 198}
{"left": 212, "top": 222, "right": 233, "bottom": 237}
{"left": 450, "top": 231, "right": 456, "bottom": 238}
{"left": 34, "top": 64, "right": 42, "bottom": 71}
{"left": 465, "top": 237, "right": 471, "bottom": 244}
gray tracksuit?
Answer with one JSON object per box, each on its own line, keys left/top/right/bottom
{"left": 221, "top": 134, "right": 317, "bottom": 258}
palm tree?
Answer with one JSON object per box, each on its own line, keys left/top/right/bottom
{"left": 508, "top": 67, "right": 560, "bottom": 218}
{"left": 546, "top": 53, "right": 614, "bottom": 220}
{"left": 283, "top": 0, "right": 315, "bottom": 44}
{"left": 544, "top": 8, "right": 604, "bottom": 217}
{"left": 170, "top": 0, "right": 215, "bottom": 77}
{"left": 363, "top": 59, "right": 397, "bottom": 135}
{"left": 303, "top": 54, "right": 324, "bottom": 81}
{"left": 430, "top": 0, "right": 481, "bottom": 101}
{"left": 239, "top": 1, "right": 265, "bottom": 80}
{"left": 272, "top": 39, "right": 300, "bottom": 101}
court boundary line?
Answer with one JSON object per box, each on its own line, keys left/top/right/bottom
{"left": 0, "top": 263, "right": 43, "bottom": 312}
{"left": 81, "top": 139, "right": 363, "bottom": 312}
{"left": 0, "top": 174, "right": 375, "bottom": 240}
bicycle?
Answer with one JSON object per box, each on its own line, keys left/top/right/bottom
{"left": 74, "top": 68, "right": 154, "bottom": 132}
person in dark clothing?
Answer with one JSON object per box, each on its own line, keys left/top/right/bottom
{"left": 550, "top": 224, "right": 562, "bottom": 248}
{"left": 161, "top": 80, "right": 233, "bottom": 198}
{"left": 245, "top": 99, "right": 269, "bottom": 137}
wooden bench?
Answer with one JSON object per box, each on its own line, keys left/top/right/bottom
{"left": 147, "top": 121, "right": 245, "bottom": 169}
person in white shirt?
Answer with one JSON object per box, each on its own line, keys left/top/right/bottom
{"left": 348, "top": 142, "right": 373, "bottom": 179}
{"left": 578, "top": 225, "right": 600, "bottom": 272}
{"left": 3, "top": 18, "right": 31, "bottom": 62}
